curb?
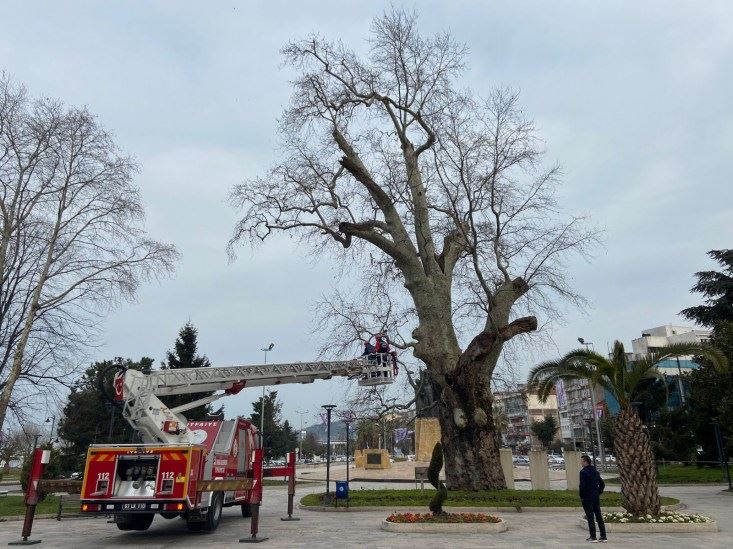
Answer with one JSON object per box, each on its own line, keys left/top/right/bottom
{"left": 381, "top": 517, "right": 508, "bottom": 534}
{"left": 607, "top": 482, "right": 727, "bottom": 487}
{"left": 298, "top": 503, "right": 682, "bottom": 513}
{"left": 577, "top": 517, "right": 718, "bottom": 533}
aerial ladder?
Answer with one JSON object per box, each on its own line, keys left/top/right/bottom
{"left": 67, "top": 354, "right": 396, "bottom": 535}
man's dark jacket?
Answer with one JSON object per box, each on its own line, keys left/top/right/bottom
{"left": 579, "top": 465, "right": 605, "bottom": 500}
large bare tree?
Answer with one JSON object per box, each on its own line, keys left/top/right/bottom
{"left": 0, "top": 74, "right": 178, "bottom": 432}
{"left": 230, "top": 11, "right": 597, "bottom": 489}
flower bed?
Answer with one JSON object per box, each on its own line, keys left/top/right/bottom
{"left": 386, "top": 512, "right": 500, "bottom": 524}
{"left": 579, "top": 511, "right": 718, "bottom": 533}
{"left": 603, "top": 511, "right": 713, "bottom": 524}
{"left": 382, "top": 512, "right": 508, "bottom": 533}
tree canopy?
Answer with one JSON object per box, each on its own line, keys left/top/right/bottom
{"left": 229, "top": 7, "right": 598, "bottom": 491}
{"left": 681, "top": 249, "right": 733, "bottom": 327}
{"left": 530, "top": 415, "right": 557, "bottom": 450}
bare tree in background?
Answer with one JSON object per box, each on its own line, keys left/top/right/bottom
{"left": 230, "top": 10, "right": 598, "bottom": 489}
{"left": 0, "top": 74, "right": 178, "bottom": 432}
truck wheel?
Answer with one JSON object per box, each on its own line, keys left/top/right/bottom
{"left": 116, "top": 513, "right": 154, "bottom": 531}
{"left": 186, "top": 521, "right": 204, "bottom": 532}
{"left": 131, "top": 513, "right": 155, "bottom": 531}
{"left": 241, "top": 503, "right": 252, "bottom": 518}
{"left": 202, "top": 492, "right": 223, "bottom": 531}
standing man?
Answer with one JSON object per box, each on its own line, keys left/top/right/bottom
{"left": 579, "top": 454, "right": 607, "bottom": 543}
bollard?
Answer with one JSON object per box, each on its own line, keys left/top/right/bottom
{"left": 9, "top": 449, "right": 49, "bottom": 546}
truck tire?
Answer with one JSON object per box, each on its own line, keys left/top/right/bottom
{"left": 241, "top": 503, "right": 252, "bottom": 518}
{"left": 116, "top": 513, "right": 154, "bottom": 531}
{"left": 202, "top": 492, "right": 223, "bottom": 532}
{"left": 186, "top": 521, "right": 204, "bottom": 532}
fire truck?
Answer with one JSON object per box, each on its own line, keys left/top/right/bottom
{"left": 77, "top": 355, "right": 395, "bottom": 533}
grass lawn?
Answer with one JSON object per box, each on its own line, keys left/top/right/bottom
{"left": 606, "top": 464, "right": 725, "bottom": 485}
{"left": 263, "top": 479, "right": 316, "bottom": 487}
{"left": 300, "top": 489, "right": 678, "bottom": 508}
{"left": 0, "top": 496, "right": 60, "bottom": 518}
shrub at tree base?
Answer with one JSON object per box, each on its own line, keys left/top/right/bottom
{"left": 428, "top": 442, "right": 448, "bottom": 514}
{"left": 602, "top": 511, "right": 713, "bottom": 524}
{"left": 386, "top": 512, "right": 500, "bottom": 524}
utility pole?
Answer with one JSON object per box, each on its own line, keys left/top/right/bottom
{"left": 578, "top": 338, "right": 606, "bottom": 468}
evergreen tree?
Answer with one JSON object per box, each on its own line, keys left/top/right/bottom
{"left": 250, "top": 391, "right": 297, "bottom": 459}
{"left": 680, "top": 250, "right": 733, "bottom": 462}
{"left": 58, "top": 357, "right": 152, "bottom": 471}
{"left": 680, "top": 249, "right": 733, "bottom": 327}
{"left": 160, "top": 322, "right": 213, "bottom": 421}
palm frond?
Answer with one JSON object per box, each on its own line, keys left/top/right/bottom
{"left": 527, "top": 350, "right": 618, "bottom": 402}
{"left": 636, "top": 342, "right": 728, "bottom": 374}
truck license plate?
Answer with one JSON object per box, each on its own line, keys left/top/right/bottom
{"left": 122, "top": 503, "right": 146, "bottom": 510}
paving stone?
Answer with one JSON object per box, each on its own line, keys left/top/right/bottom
{"left": 0, "top": 483, "right": 730, "bottom": 548}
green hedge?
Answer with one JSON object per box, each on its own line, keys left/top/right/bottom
{"left": 301, "top": 489, "right": 679, "bottom": 508}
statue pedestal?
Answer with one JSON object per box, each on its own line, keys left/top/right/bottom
{"left": 363, "top": 449, "right": 391, "bottom": 469}
{"left": 415, "top": 417, "right": 441, "bottom": 462}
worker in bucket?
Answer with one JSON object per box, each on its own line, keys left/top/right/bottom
{"left": 375, "top": 333, "right": 398, "bottom": 376}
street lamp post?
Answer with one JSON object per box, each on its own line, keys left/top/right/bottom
{"left": 578, "top": 338, "right": 606, "bottom": 469}
{"left": 321, "top": 404, "right": 336, "bottom": 504}
{"left": 675, "top": 356, "right": 686, "bottom": 405}
{"left": 45, "top": 416, "right": 56, "bottom": 445}
{"left": 584, "top": 417, "right": 596, "bottom": 466}
{"left": 260, "top": 343, "right": 274, "bottom": 449}
{"left": 295, "top": 410, "right": 309, "bottom": 460}
{"left": 712, "top": 422, "right": 732, "bottom": 491}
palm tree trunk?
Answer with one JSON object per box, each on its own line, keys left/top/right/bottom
{"left": 613, "top": 406, "right": 661, "bottom": 516}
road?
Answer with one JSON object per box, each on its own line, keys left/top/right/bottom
{"left": 0, "top": 483, "right": 731, "bottom": 548}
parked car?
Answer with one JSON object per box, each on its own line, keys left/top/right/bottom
{"left": 513, "top": 455, "right": 529, "bottom": 465}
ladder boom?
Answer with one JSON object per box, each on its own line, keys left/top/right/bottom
{"left": 116, "top": 356, "right": 394, "bottom": 444}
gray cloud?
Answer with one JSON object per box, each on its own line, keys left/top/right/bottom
{"left": 2, "top": 0, "right": 731, "bottom": 425}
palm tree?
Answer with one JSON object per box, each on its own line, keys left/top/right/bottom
{"left": 527, "top": 341, "right": 726, "bottom": 516}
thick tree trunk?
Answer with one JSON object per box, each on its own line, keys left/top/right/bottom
{"left": 613, "top": 406, "right": 661, "bottom": 516}
{"left": 434, "top": 359, "right": 506, "bottom": 491}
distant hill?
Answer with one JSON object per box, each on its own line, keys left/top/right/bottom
{"left": 304, "top": 420, "right": 354, "bottom": 442}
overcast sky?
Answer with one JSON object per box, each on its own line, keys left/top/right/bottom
{"left": 2, "top": 1, "right": 731, "bottom": 429}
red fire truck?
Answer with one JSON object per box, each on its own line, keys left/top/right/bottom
{"left": 77, "top": 356, "right": 394, "bottom": 533}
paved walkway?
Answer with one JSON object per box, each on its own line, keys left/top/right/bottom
{"left": 299, "top": 461, "right": 567, "bottom": 483}
{"left": 0, "top": 484, "right": 730, "bottom": 548}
